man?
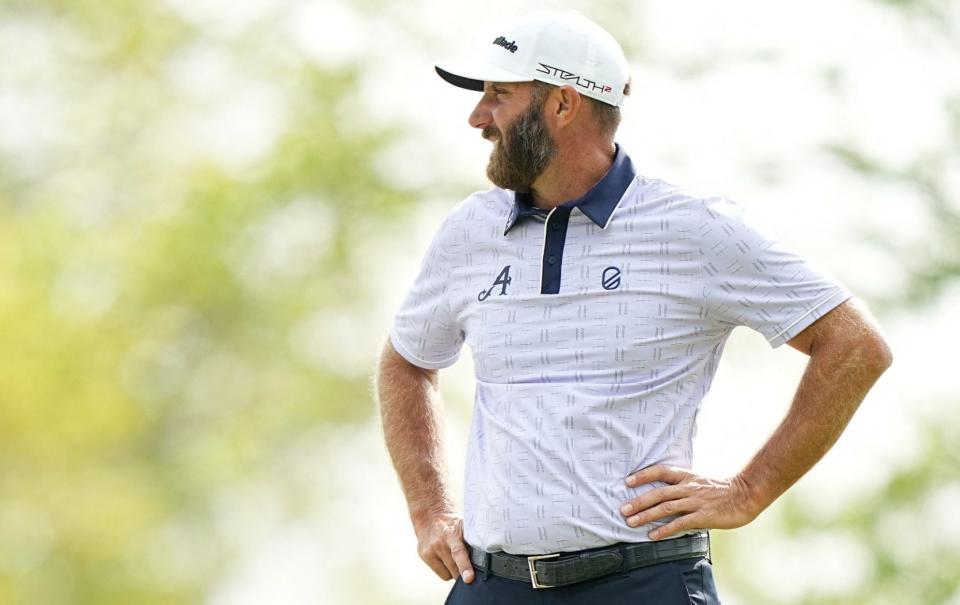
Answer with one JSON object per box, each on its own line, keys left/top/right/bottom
{"left": 375, "top": 10, "right": 892, "bottom": 604}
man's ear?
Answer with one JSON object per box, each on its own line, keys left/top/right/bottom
{"left": 549, "top": 85, "right": 583, "bottom": 128}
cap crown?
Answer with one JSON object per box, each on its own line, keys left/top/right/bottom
{"left": 486, "top": 11, "right": 629, "bottom": 106}
{"left": 436, "top": 10, "right": 630, "bottom": 107}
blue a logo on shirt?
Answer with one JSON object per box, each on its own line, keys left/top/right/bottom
{"left": 478, "top": 266, "right": 512, "bottom": 301}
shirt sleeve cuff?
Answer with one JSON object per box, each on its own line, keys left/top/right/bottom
{"left": 389, "top": 329, "right": 461, "bottom": 370}
{"left": 766, "top": 288, "right": 854, "bottom": 349}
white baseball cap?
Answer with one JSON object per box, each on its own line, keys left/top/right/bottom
{"left": 435, "top": 10, "right": 630, "bottom": 107}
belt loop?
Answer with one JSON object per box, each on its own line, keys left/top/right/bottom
{"left": 615, "top": 542, "right": 630, "bottom": 573}
{"left": 481, "top": 551, "right": 492, "bottom": 581}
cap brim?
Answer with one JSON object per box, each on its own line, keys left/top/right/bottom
{"left": 435, "top": 60, "right": 532, "bottom": 92}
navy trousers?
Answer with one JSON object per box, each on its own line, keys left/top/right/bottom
{"left": 443, "top": 555, "right": 721, "bottom": 604}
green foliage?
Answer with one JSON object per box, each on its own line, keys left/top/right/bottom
{"left": 717, "top": 407, "right": 960, "bottom": 604}
{"left": 825, "top": 135, "right": 960, "bottom": 313}
{"left": 0, "top": 2, "right": 416, "bottom": 603}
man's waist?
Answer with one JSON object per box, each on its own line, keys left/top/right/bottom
{"left": 468, "top": 531, "right": 711, "bottom": 589}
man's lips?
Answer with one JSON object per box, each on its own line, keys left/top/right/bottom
{"left": 482, "top": 127, "right": 500, "bottom": 143}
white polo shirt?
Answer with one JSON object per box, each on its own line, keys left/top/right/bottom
{"left": 389, "top": 144, "right": 852, "bottom": 555}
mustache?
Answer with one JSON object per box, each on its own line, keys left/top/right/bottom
{"left": 482, "top": 125, "right": 500, "bottom": 141}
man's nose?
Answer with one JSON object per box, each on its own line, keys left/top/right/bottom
{"left": 468, "top": 97, "right": 491, "bottom": 130}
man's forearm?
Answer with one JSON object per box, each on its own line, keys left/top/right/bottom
{"left": 375, "top": 346, "right": 456, "bottom": 528}
{"left": 737, "top": 336, "right": 893, "bottom": 513}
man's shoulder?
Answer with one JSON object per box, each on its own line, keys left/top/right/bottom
{"left": 624, "top": 176, "right": 779, "bottom": 243}
{"left": 424, "top": 187, "right": 512, "bottom": 258}
{"left": 456, "top": 186, "right": 513, "bottom": 216}
{"left": 621, "top": 174, "right": 721, "bottom": 217}
{"left": 436, "top": 186, "right": 513, "bottom": 230}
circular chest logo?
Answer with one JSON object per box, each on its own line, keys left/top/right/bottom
{"left": 602, "top": 266, "right": 621, "bottom": 290}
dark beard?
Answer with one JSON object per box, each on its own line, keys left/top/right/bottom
{"left": 483, "top": 95, "right": 556, "bottom": 192}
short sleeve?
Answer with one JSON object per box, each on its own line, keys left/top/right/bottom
{"left": 698, "top": 196, "right": 854, "bottom": 348}
{"left": 389, "top": 219, "right": 465, "bottom": 369}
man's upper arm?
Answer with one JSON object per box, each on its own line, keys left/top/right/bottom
{"left": 380, "top": 337, "right": 440, "bottom": 383}
{"left": 786, "top": 297, "right": 893, "bottom": 366}
{"left": 388, "top": 211, "right": 466, "bottom": 370}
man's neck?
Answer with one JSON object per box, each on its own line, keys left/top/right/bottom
{"left": 527, "top": 142, "right": 617, "bottom": 210}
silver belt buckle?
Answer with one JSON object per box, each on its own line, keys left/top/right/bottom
{"left": 527, "top": 553, "right": 560, "bottom": 589}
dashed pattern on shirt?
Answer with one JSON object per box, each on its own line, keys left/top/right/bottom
{"left": 390, "top": 174, "right": 852, "bottom": 555}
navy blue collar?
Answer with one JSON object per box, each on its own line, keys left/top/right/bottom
{"left": 503, "top": 143, "right": 636, "bottom": 236}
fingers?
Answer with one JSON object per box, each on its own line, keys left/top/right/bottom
{"left": 446, "top": 516, "right": 475, "bottom": 583}
{"left": 420, "top": 548, "right": 454, "bottom": 580}
{"left": 437, "top": 546, "right": 460, "bottom": 582}
{"left": 417, "top": 515, "right": 476, "bottom": 584}
{"left": 625, "top": 464, "right": 690, "bottom": 487}
{"left": 419, "top": 541, "right": 454, "bottom": 580}
{"left": 618, "top": 472, "right": 759, "bottom": 539}
{"left": 620, "top": 484, "right": 687, "bottom": 517}
{"left": 424, "top": 546, "right": 464, "bottom": 582}
{"left": 449, "top": 539, "right": 476, "bottom": 584}
{"left": 433, "top": 538, "right": 474, "bottom": 583}
{"left": 625, "top": 497, "right": 695, "bottom": 528}
{"left": 649, "top": 512, "right": 705, "bottom": 540}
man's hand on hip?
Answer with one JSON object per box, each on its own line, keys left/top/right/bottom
{"left": 413, "top": 510, "right": 476, "bottom": 584}
{"left": 619, "top": 465, "right": 761, "bottom": 540}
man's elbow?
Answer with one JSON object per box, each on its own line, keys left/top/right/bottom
{"left": 864, "top": 333, "right": 893, "bottom": 373}
{"left": 815, "top": 299, "right": 893, "bottom": 374}
{"left": 845, "top": 330, "right": 893, "bottom": 376}
{"left": 814, "top": 329, "right": 893, "bottom": 377}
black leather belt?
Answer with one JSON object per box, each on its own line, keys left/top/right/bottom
{"left": 468, "top": 531, "right": 710, "bottom": 589}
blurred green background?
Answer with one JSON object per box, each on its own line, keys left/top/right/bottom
{"left": 0, "top": 0, "right": 957, "bottom": 603}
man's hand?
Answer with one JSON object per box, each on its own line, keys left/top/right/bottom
{"left": 619, "top": 465, "right": 761, "bottom": 540}
{"left": 413, "top": 510, "right": 476, "bottom": 584}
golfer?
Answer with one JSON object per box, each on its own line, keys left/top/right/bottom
{"left": 376, "top": 10, "right": 892, "bottom": 604}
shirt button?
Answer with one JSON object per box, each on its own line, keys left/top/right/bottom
{"left": 547, "top": 255, "right": 557, "bottom": 265}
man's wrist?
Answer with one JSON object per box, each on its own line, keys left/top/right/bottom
{"left": 734, "top": 472, "right": 773, "bottom": 517}
{"left": 410, "top": 500, "right": 457, "bottom": 530}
